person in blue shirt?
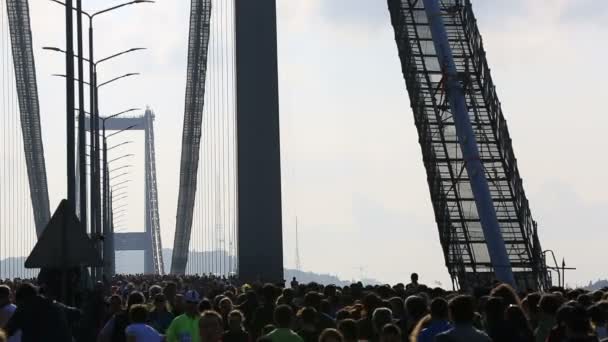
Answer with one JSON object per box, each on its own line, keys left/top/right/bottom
{"left": 149, "top": 293, "right": 174, "bottom": 334}
{"left": 417, "top": 298, "right": 452, "bottom": 342}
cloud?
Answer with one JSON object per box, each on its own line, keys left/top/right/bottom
{"left": 560, "top": 0, "right": 608, "bottom": 25}
{"left": 318, "top": 0, "right": 388, "bottom": 31}
{"left": 532, "top": 181, "right": 607, "bottom": 288}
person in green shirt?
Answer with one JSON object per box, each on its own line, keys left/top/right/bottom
{"left": 166, "top": 290, "right": 202, "bottom": 342}
{"left": 266, "top": 305, "right": 304, "bottom": 342}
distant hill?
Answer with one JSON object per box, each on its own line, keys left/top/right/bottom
{"left": 0, "top": 256, "right": 37, "bottom": 279}
{"left": 2, "top": 249, "right": 380, "bottom": 285}
{"left": 159, "top": 249, "right": 380, "bottom": 285}
{"left": 586, "top": 279, "right": 608, "bottom": 291}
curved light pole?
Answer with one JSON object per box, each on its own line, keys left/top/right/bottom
{"left": 109, "top": 154, "right": 134, "bottom": 165}
{"left": 111, "top": 185, "right": 129, "bottom": 193}
{"left": 50, "top": 0, "right": 153, "bottom": 281}
{"left": 110, "top": 172, "right": 130, "bottom": 182}
{"left": 111, "top": 191, "right": 129, "bottom": 199}
{"left": 113, "top": 195, "right": 129, "bottom": 204}
{"left": 51, "top": 74, "right": 138, "bottom": 244}
{"left": 109, "top": 164, "right": 132, "bottom": 173}
{"left": 107, "top": 142, "right": 133, "bottom": 152}
{"left": 112, "top": 203, "right": 129, "bottom": 212}
{"left": 543, "top": 250, "right": 562, "bottom": 288}
{"left": 111, "top": 180, "right": 131, "bottom": 189}
{"left": 45, "top": 46, "right": 144, "bottom": 241}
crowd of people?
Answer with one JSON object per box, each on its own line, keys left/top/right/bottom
{"left": 0, "top": 273, "right": 607, "bottom": 341}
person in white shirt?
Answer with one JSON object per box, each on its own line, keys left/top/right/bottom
{"left": 125, "top": 304, "right": 163, "bottom": 342}
{"left": 0, "top": 285, "right": 20, "bottom": 342}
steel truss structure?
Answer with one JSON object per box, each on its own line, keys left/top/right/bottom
{"left": 87, "top": 112, "right": 164, "bottom": 275}
{"left": 387, "top": 0, "right": 548, "bottom": 289}
{"left": 144, "top": 110, "right": 164, "bottom": 275}
{"left": 6, "top": 0, "right": 50, "bottom": 236}
{"left": 171, "top": 0, "right": 212, "bottom": 274}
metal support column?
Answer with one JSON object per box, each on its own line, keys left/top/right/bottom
{"left": 422, "top": 0, "right": 515, "bottom": 286}
{"left": 65, "top": 0, "right": 76, "bottom": 206}
{"left": 235, "top": 0, "right": 284, "bottom": 283}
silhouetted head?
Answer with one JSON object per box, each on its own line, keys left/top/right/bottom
{"left": 404, "top": 295, "right": 428, "bottom": 321}
{"left": 129, "top": 304, "right": 149, "bottom": 323}
{"left": 490, "top": 284, "right": 521, "bottom": 308}
{"left": 380, "top": 323, "right": 401, "bottom": 342}
{"left": 15, "top": 283, "right": 37, "bottom": 306}
{"left": 274, "top": 304, "right": 294, "bottom": 329}
{"left": 319, "top": 328, "right": 344, "bottom": 342}
{"left": 430, "top": 297, "right": 449, "bottom": 320}
{"left": 372, "top": 307, "right": 393, "bottom": 333}
{"left": 449, "top": 295, "right": 475, "bottom": 325}
{"left": 539, "top": 294, "right": 562, "bottom": 317}
{"left": 505, "top": 305, "right": 532, "bottom": 334}
{"left": 0, "top": 285, "right": 10, "bottom": 306}
{"left": 484, "top": 296, "right": 506, "bottom": 326}
{"left": 565, "top": 304, "right": 593, "bottom": 337}
{"left": 228, "top": 310, "right": 245, "bottom": 332}
{"left": 199, "top": 310, "right": 223, "bottom": 342}
{"left": 126, "top": 291, "right": 145, "bottom": 309}
{"left": 411, "top": 273, "right": 419, "bottom": 284}
{"left": 337, "top": 319, "right": 358, "bottom": 342}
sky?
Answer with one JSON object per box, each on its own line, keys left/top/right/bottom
{"left": 21, "top": 0, "right": 608, "bottom": 287}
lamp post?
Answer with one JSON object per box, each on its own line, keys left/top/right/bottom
{"left": 63, "top": 0, "right": 76, "bottom": 212}
{"left": 49, "top": 0, "right": 145, "bottom": 229}
{"left": 50, "top": 75, "right": 138, "bottom": 279}
{"left": 111, "top": 185, "right": 129, "bottom": 193}
{"left": 47, "top": 0, "right": 151, "bottom": 282}
{"left": 111, "top": 191, "right": 128, "bottom": 199}
{"left": 107, "top": 142, "right": 133, "bottom": 152}
{"left": 113, "top": 203, "right": 129, "bottom": 211}
{"left": 109, "top": 164, "right": 132, "bottom": 173}
{"left": 111, "top": 179, "right": 132, "bottom": 189}
{"left": 543, "top": 250, "right": 561, "bottom": 288}
{"left": 100, "top": 114, "right": 137, "bottom": 279}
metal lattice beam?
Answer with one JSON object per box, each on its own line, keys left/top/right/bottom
{"left": 387, "top": 0, "right": 548, "bottom": 289}
{"left": 7, "top": 0, "right": 51, "bottom": 236}
{"left": 171, "top": 0, "right": 212, "bottom": 274}
{"left": 144, "top": 109, "right": 164, "bottom": 274}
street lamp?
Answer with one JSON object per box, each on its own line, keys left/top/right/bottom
{"left": 111, "top": 179, "right": 131, "bottom": 189}
{"left": 50, "top": 0, "right": 153, "bottom": 281}
{"left": 113, "top": 211, "right": 127, "bottom": 219}
{"left": 111, "top": 191, "right": 128, "bottom": 199}
{"left": 107, "top": 124, "right": 138, "bottom": 139}
{"left": 43, "top": 46, "right": 147, "bottom": 68}
{"left": 109, "top": 164, "right": 132, "bottom": 173}
{"left": 110, "top": 172, "right": 130, "bottom": 181}
{"left": 113, "top": 195, "right": 129, "bottom": 203}
{"left": 111, "top": 185, "right": 129, "bottom": 193}
{"left": 50, "top": 64, "right": 140, "bottom": 277}
{"left": 107, "top": 142, "right": 133, "bottom": 151}
{"left": 112, "top": 203, "right": 129, "bottom": 211}
{"left": 109, "top": 154, "right": 134, "bottom": 164}
{"left": 52, "top": 72, "right": 140, "bottom": 89}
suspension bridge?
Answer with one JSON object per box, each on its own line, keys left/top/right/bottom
{"left": 0, "top": 0, "right": 551, "bottom": 290}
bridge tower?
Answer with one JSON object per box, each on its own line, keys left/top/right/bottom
{"left": 171, "top": 0, "right": 283, "bottom": 283}
{"left": 234, "top": 0, "right": 283, "bottom": 283}
{"left": 387, "top": 0, "right": 548, "bottom": 289}
{"left": 87, "top": 109, "right": 164, "bottom": 275}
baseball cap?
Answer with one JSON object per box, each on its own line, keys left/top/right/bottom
{"left": 184, "top": 290, "right": 201, "bottom": 304}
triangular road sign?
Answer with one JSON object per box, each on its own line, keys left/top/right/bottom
{"left": 25, "top": 199, "right": 103, "bottom": 268}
